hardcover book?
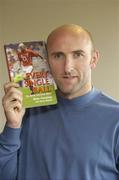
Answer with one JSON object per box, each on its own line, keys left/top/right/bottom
{"left": 4, "top": 41, "right": 57, "bottom": 108}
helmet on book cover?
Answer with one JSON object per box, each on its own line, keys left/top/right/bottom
{"left": 18, "top": 43, "right": 26, "bottom": 49}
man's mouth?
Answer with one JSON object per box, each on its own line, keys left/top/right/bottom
{"left": 62, "top": 75, "right": 78, "bottom": 82}
{"left": 63, "top": 75, "right": 77, "bottom": 79}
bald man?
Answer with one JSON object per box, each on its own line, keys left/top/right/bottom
{"left": 1, "top": 24, "right": 119, "bottom": 180}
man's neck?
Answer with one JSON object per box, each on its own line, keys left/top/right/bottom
{"left": 58, "top": 85, "right": 93, "bottom": 100}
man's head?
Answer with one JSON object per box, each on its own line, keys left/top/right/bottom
{"left": 47, "top": 24, "right": 99, "bottom": 99}
{"left": 18, "top": 43, "right": 26, "bottom": 52}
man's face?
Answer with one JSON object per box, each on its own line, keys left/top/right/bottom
{"left": 47, "top": 29, "right": 98, "bottom": 99}
{"left": 19, "top": 44, "right": 26, "bottom": 52}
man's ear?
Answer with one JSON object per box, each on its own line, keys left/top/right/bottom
{"left": 90, "top": 49, "right": 99, "bottom": 69}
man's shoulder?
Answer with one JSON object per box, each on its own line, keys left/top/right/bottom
{"left": 96, "top": 90, "right": 119, "bottom": 109}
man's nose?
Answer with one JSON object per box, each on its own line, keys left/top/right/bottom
{"left": 64, "top": 57, "right": 74, "bottom": 74}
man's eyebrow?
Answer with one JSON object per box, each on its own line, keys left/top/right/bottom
{"left": 50, "top": 51, "right": 64, "bottom": 56}
{"left": 72, "top": 49, "right": 85, "bottom": 53}
{"left": 50, "top": 50, "right": 85, "bottom": 56}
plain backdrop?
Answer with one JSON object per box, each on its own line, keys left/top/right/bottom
{"left": 0, "top": 0, "right": 119, "bottom": 132}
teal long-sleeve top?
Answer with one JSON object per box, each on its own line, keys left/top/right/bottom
{"left": 0, "top": 88, "right": 119, "bottom": 180}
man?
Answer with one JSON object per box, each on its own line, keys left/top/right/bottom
{"left": 1, "top": 24, "right": 119, "bottom": 180}
{"left": 17, "top": 43, "right": 45, "bottom": 92}
{"left": 17, "top": 43, "right": 44, "bottom": 74}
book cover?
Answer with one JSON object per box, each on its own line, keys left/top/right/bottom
{"left": 4, "top": 41, "right": 57, "bottom": 108}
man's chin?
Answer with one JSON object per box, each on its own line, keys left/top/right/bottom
{"left": 58, "top": 88, "right": 74, "bottom": 98}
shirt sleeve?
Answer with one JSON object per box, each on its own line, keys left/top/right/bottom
{"left": 113, "top": 124, "right": 119, "bottom": 173}
{"left": 0, "top": 125, "right": 21, "bottom": 180}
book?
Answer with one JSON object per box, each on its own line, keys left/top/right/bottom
{"left": 4, "top": 41, "right": 57, "bottom": 108}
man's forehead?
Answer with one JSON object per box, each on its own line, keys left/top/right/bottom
{"left": 47, "top": 25, "right": 93, "bottom": 52}
{"left": 48, "top": 31, "right": 91, "bottom": 49}
{"left": 47, "top": 25, "right": 91, "bottom": 46}
{"left": 48, "top": 25, "right": 85, "bottom": 40}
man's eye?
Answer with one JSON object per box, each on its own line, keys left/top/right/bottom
{"left": 73, "top": 51, "right": 84, "bottom": 58}
{"left": 54, "top": 53, "right": 63, "bottom": 59}
{"left": 73, "top": 52, "right": 82, "bottom": 58}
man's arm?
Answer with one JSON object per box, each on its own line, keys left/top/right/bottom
{"left": 0, "top": 82, "right": 25, "bottom": 179}
{"left": 0, "top": 126, "right": 21, "bottom": 179}
{"left": 27, "top": 49, "right": 44, "bottom": 60}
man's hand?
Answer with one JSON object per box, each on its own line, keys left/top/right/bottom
{"left": 2, "top": 82, "right": 25, "bottom": 128}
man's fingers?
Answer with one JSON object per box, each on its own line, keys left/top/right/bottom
{"left": 4, "top": 82, "right": 20, "bottom": 93}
